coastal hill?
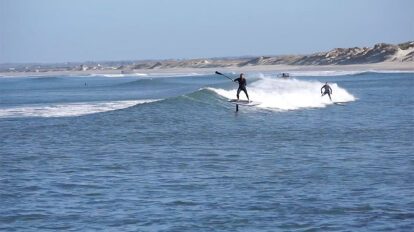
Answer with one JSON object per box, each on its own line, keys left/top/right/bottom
{"left": 1, "top": 41, "right": 413, "bottom": 73}
{"left": 129, "top": 41, "right": 414, "bottom": 69}
{"left": 121, "top": 41, "right": 414, "bottom": 70}
{"left": 289, "top": 41, "right": 414, "bottom": 65}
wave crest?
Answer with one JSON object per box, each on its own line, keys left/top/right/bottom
{"left": 0, "top": 100, "right": 159, "bottom": 118}
{"left": 208, "top": 77, "right": 355, "bottom": 110}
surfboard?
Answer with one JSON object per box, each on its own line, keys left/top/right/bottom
{"left": 333, "top": 101, "right": 347, "bottom": 106}
{"left": 228, "top": 99, "right": 261, "bottom": 106}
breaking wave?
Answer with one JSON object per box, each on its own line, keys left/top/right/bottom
{"left": 0, "top": 99, "right": 159, "bottom": 118}
{"left": 208, "top": 77, "right": 356, "bottom": 110}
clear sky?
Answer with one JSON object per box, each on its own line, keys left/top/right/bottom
{"left": 1, "top": 0, "right": 413, "bottom": 63}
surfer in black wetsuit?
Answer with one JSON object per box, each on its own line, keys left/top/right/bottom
{"left": 321, "top": 82, "right": 333, "bottom": 101}
{"left": 234, "top": 73, "right": 250, "bottom": 101}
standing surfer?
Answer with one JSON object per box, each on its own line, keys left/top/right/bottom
{"left": 234, "top": 73, "right": 250, "bottom": 101}
{"left": 321, "top": 82, "right": 333, "bottom": 100}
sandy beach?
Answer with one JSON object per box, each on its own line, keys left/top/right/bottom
{"left": 1, "top": 62, "right": 413, "bottom": 77}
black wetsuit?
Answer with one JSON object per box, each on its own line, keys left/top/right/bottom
{"left": 234, "top": 77, "right": 249, "bottom": 100}
{"left": 321, "top": 84, "right": 332, "bottom": 100}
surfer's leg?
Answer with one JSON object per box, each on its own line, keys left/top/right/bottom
{"left": 243, "top": 88, "right": 249, "bottom": 101}
{"left": 328, "top": 93, "right": 332, "bottom": 101}
{"left": 236, "top": 88, "right": 241, "bottom": 100}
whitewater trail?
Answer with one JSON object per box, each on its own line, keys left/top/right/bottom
{"left": 0, "top": 100, "right": 159, "bottom": 118}
{"left": 209, "top": 77, "right": 356, "bottom": 110}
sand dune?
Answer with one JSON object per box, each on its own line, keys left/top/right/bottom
{"left": 1, "top": 41, "right": 413, "bottom": 77}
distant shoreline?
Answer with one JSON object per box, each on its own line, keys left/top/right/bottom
{"left": 1, "top": 62, "right": 413, "bottom": 78}
{"left": 2, "top": 41, "right": 413, "bottom": 77}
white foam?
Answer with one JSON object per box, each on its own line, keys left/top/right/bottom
{"left": 134, "top": 73, "right": 149, "bottom": 77}
{"left": 209, "top": 77, "right": 356, "bottom": 111}
{"left": 244, "top": 71, "right": 366, "bottom": 78}
{"left": 89, "top": 72, "right": 205, "bottom": 78}
{"left": 102, "top": 74, "right": 126, "bottom": 77}
{"left": 0, "top": 99, "right": 159, "bottom": 118}
{"left": 264, "top": 70, "right": 414, "bottom": 77}
{"left": 146, "top": 72, "right": 206, "bottom": 77}
{"left": 100, "top": 73, "right": 149, "bottom": 77}
{"left": 88, "top": 73, "right": 126, "bottom": 78}
{"left": 286, "top": 70, "right": 366, "bottom": 77}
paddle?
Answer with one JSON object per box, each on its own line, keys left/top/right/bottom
{"left": 215, "top": 71, "right": 234, "bottom": 81}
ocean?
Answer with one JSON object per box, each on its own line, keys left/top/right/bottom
{"left": 0, "top": 71, "right": 413, "bottom": 231}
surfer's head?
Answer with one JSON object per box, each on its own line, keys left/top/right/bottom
{"left": 240, "top": 73, "right": 244, "bottom": 78}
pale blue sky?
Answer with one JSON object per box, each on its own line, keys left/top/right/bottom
{"left": 1, "top": 0, "right": 413, "bottom": 63}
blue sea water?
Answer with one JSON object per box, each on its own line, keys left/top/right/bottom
{"left": 0, "top": 71, "right": 413, "bottom": 231}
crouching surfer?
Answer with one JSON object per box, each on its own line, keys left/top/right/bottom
{"left": 321, "top": 82, "right": 333, "bottom": 101}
